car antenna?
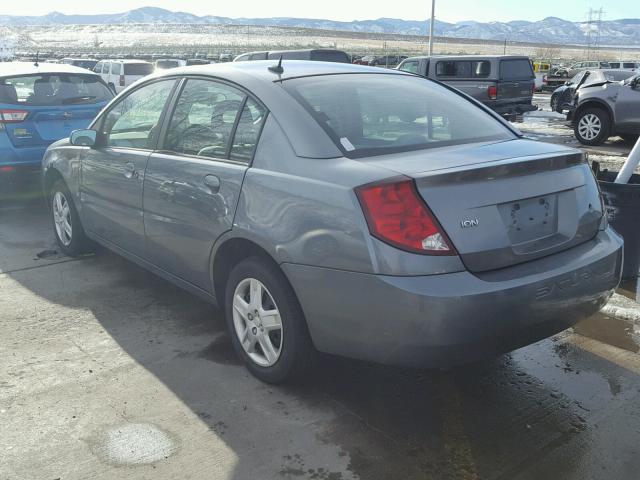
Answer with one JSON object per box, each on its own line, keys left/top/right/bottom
{"left": 268, "top": 55, "right": 284, "bottom": 74}
{"left": 34, "top": 51, "right": 39, "bottom": 67}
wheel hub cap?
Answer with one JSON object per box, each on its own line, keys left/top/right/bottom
{"left": 232, "top": 278, "right": 283, "bottom": 367}
{"left": 52, "top": 191, "right": 73, "bottom": 247}
{"left": 578, "top": 113, "right": 602, "bottom": 141}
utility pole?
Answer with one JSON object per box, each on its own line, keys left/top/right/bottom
{"left": 428, "top": 0, "right": 436, "bottom": 56}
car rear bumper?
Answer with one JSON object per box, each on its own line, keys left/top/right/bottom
{"left": 283, "top": 228, "right": 623, "bottom": 368}
{"left": 0, "top": 137, "right": 46, "bottom": 169}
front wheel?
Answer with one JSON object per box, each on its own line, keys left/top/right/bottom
{"left": 550, "top": 94, "right": 559, "bottom": 112}
{"left": 574, "top": 108, "right": 610, "bottom": 146}
{"left": 50, "top": 179, "right": 92, "bottom": 256}
{"left": 225, "top": 257, "right": 314, "bottom": 383}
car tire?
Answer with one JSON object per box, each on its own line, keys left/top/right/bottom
{"left": 550, "top": 94, "right": 559, "bottom": 112}
{"left": 225, "top": 256, "right": 315, "bottom": 384}
{"left": 574, "top": 108, "right": 610, "bottom": 146}
{"left": 620, "top": 134, "right": 639, "bottom": 145}
{"left": 50, "top": 179, "right": 92, "bottom": 257}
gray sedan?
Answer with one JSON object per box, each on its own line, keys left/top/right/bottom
{"left": 42, "top": 61, "right": 622, "bottom": 383}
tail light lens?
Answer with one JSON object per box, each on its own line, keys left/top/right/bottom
{"left": 0, "top": 109, "right": 29, "bottom": 123}
{"left": 119, "top": 74, "right": 125, "bottom": 87}
{"left": 488, "top": 85, "right": 498, "bottom": 100}
{"left": 356, "top": 178, "right": 455, "bottom": 255}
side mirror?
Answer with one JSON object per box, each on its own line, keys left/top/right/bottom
{"left": 70, "top": 129, "right": 97, "bottom": 147}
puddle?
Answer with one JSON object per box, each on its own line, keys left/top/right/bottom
{"left": 574, "top": 312, "right": 640, "bottom": 354}
{"left": 91, "top": 423, "right": 178, "bottom": 466}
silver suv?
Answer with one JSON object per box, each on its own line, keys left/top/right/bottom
{"left": 570, "top": 74, "right": 640, "bottom": 145}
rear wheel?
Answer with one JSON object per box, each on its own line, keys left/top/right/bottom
{"left": 225, "top": 257, "right": 314, "bottom": 383}
{"left": 550, "top": 94, "right": 559, "bottom": 112}
{"left": 574, "top": 108, "right": 610, "bottom": 146}
{"left": 50, "top": 179, "right": 92, "bottom": 257}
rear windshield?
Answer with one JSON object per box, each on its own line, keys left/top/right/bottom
{"left": 72, "top": 60, "right": 98, "bottom": 70}
{"left": 156, "top": 60, "right": 179, "bottom": 69}
{"left": 124, "top": 63, "right": 154, "bottom": 75}
{"left": 0, "top": 74, "right": 113, "bottom": 106}
{"left": 500, "top": 59, "right": 534, "bottom": 80}
{"left": 309, "top": 51, "right": 350, "bottom": 63}
{"left": 283, "top": 73, "right": 513, "bottom": 158}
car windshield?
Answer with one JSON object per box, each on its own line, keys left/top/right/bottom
{"left": 0, "top": 73, "right": 113, "bottom": 106}
{"left": 124, "top": 63, "right": 154, "bottom": 75}
{"left": 568, "top": 71, "right": 587, "bottom": 85}
{"left": 283, "top": 73, "right": 513, "bottom": 158}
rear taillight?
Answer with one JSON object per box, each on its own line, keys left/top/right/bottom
{"left": 0, "top": 109, "right": 28, "bottom": 123}
{"left": 119, "top": 74, "right": 125, "bottom": 87}
{"left": 488, "top": 85, "right": 498, "bottom": 100}
{"left": 355, "top": 178, "right": 455, "bottom": 255}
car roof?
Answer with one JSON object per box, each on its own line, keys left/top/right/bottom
{"left": 402, "top": 55, "right": 530, "bottom": 61}
{"left": 0, "top": 61, "right": 100, "bottom": 77}
{"left": 159, "top": 60, "right": 408, "bottom": 83}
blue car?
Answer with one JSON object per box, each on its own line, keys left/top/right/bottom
{"left": 0, "top": 62, "right": 113, "bottom": 172}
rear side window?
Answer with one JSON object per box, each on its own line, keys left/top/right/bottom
{"left": 230, "top": 98, "right": 267, "bottom": 163}
{"left": 124, "top": 63, "right": 153, "bottom": 76}
{"left": 93, "top": 62, "right": 103, "bottom": 73}
{"left": 436, "top": 61, "right": 490, "bottom": 78}
{"left": 284, "top": 73, "right": 513, "bottom": 158}
{"left": 500, "top": 59, "right": 534, "bottom": 80}
{"left": 399, "top": 61, "right": 420, "bottom": 74}
{"left": 0, "top": 74, "right": 113, "bottom": 106}
{"left": 623, "top": 63, "right": 636, "bottom": 69}
{"left": 309, "top": 51, "right": 350, "bottom": 63}
{"left": 163, "top": 79, "right": 245, "bottom": 159}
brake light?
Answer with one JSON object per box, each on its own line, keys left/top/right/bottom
{"left": 119, "top": 74, "right": 125, "bottom": 87}
{"left": 488, "top": 85, "right": 498, "bottom": 100}
{"left": 355, "top": 178, "right": 455, "bottom": 255}
{"left": 0, "top": 109, "right": 28, "bottom": 123}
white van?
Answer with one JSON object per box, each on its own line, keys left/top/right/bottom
{"left": 93, "top": 59, "right": 154, "bottom": 93}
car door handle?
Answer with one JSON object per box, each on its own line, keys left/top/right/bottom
{"left": 123, "top": 162, "right": 137, "bottom": 179}
{"left": 203, "top": 174, "right": 221, "bottom": 193}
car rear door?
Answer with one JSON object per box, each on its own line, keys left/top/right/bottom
{"left": 80, "top": 79, "right": 177, "bottom": 258}
{"left": 143, "top": 78, "right": 267, "bottom": 291}
{"left": 497, "top": 58, "right": 535, "bottom": 108}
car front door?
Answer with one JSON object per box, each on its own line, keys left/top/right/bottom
{"left": 615, "top": 78, "right": 640, "bottom": 132}
{"left": 143, "top": 78, "right": 267, "bottom": 291}
{"left": 80, "top": 79, "right": 177, "bottom": 258}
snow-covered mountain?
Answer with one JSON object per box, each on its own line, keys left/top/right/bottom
{"left": 0, "top": 8, "right": 638, "bottom": 46}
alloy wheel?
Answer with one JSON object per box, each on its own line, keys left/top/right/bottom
{"left": 52, "top": 191, "right": 73, "bottom": 247}
{"left": 578, "top": 113, "right": 602, "bottom": 141}
{"left": 232, "top": 278, "right": 283, "bottom": 367}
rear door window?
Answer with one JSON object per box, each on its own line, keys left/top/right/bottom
{"left": 163, "top": 79, "right": 245, "bottom": 159}
{"left": 0, "top": 74, "right": 113, "bottom": 106}
{"left": 124, "top": 63, "right": 154, "bottom": 76}
{"left": 500, "top": 59, "right": 534, "bottom": 80}
{"left": 230, "top": 98, "right": 267, "bottom": 163}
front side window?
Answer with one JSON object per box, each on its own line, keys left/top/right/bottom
{"left": 399, "top": 61, "right": 419, "bottom": 74}
{"left": 0, "top": 74, "right": 113, "bottom": 106}
{"left": 163, "top": 79, "right": 245, "bottom": 159}
{"left": 101, "top": 80, "right": 175, "bottom": 149}
{"left": 284, "top": 73, "right": 513, "bottom": 158}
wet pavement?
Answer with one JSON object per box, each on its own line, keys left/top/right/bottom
{"left": 2, "top": 165, "right": 640, "bottom": 480}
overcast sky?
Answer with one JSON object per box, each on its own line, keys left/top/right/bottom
{"left": 1, "top": 1, "right": 633, "bottom": 23}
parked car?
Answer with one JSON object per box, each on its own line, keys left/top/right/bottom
{"left": 234, "top": 49, "right": 350, "bottom": 63}
{"left": 570, "top": 73, "right": 640, "bottom": 145}
{"left": 42, "top": 61, "right": 622, "bottom": 383}
{"left": 60, "top": 58, "right": 99, "bottom": 71}
{"left": 551, "top": 69, "right": 635, "bottom": 113}
{"left": 154, "top": 59, "right": 186, "bottom": 70}
{"left": 608, "top": 61, "right": 639, "bottom": 70}
{"left": 352, "top": 55, "right": 376, "bottom": 65}
{"left": 0, "top": 62, "right": 113, "bottom": 172}
{"left": 398, "top": 55, "right": 537, "bottom": 119}
{"left": 93, "top": 59, "right": 154, "bottom": 93}
{"left": 368, "top": 55, "right": 407, "bottom": 68}
{"left": 555, "top": 61, "right": 611, "bottom": 78}
{"left": 185, "top": 58, "right": 212, "bottom": 66}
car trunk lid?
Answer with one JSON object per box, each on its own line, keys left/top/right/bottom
{"left": 363, "top": 139, "right": 603, "bottom": 272}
